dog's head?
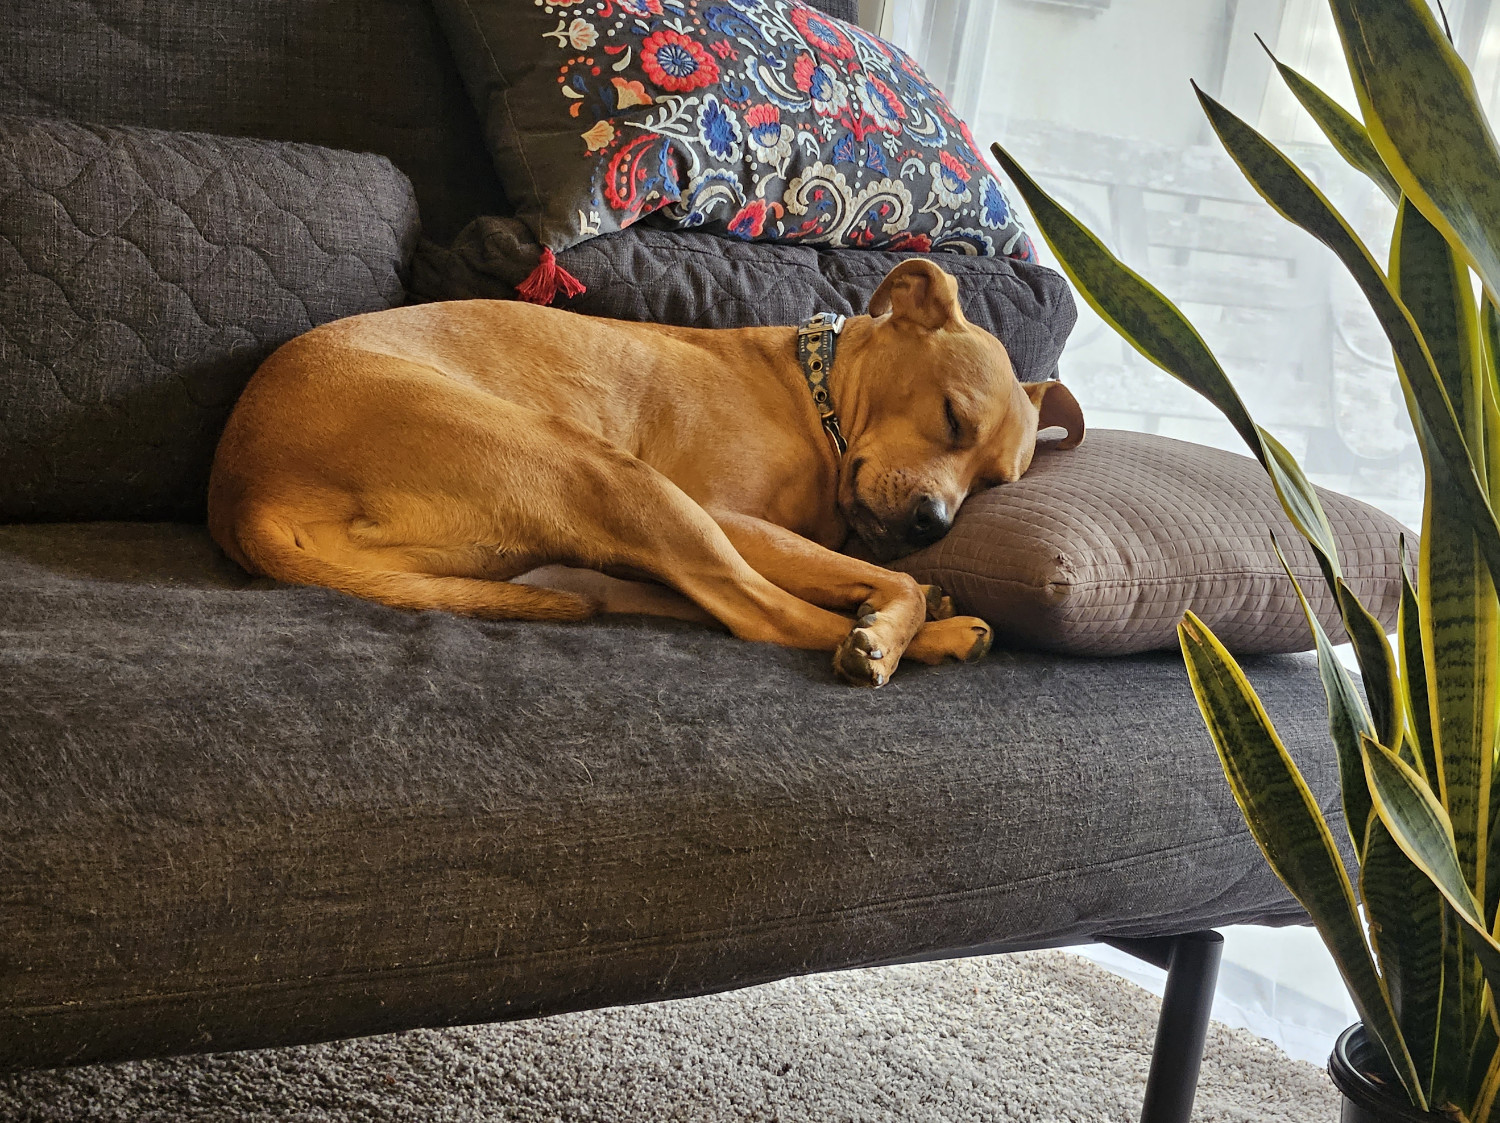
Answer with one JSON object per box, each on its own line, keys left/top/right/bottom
{"left": 837, "top": 259, "right": 1084, "bottom": 561}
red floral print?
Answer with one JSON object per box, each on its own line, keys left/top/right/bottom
{"left": 789, "top": 6, "right": 855, "bottom": 60}
{"left": 640, "top": 29, "right": 720, "bottom": 93}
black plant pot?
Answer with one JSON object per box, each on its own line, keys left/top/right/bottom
{"left": 1328, "top": 1025, "right": 1446, "bottom": 1122}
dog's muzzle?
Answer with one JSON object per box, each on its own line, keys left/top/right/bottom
{"left": 847, "top": 493, "right": 953, "bottom": 560}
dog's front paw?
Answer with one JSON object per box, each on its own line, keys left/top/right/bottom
{"left": 833, "top": 610, "right": 900, "bottom": 688}
{"left": 902, "top": 615, "right": 993, "bottom": 666}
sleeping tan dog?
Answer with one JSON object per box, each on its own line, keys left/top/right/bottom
{"left": 208, "top": 259, "right": 1083, "bottom": 686}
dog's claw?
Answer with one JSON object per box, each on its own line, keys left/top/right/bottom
{"left": 858, "top": 612, "right": 878, "bottom": 628}
{"left": 964, "top": 622, "right": 993, "bottom": 663}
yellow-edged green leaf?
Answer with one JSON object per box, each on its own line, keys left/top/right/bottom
{"left": 1393, "top": 199, "right": 1485, "bottom": 450}
{"left": 1258, "top": 35, "right": 1401, "bottom": 205}
{"left": 1335, "top": 577, "right": 1403, "bottom": 754}
{"left": 1420, "top": 451, "right": 1499, "bottom": 911}
{"left": 1273, "top": 536, "right": 1374, "bottom": 856}
{"left": 1360, "top": 814, "right": 1446, "bottom": 1097}
{"left": 1485, "top": 297, "right": 1500, "bottom": 498}
{"left": 1398, "top": 537, "right": 1436, "bottom": 786}
{"left": 1392, "top": 196, "right": 1499, "bottom": 921}
{"left": 1192, "top": 83, "right": 1500, "bottom": 589}
{"left": 1328, "top": 0, "right": 1500, "bottom": 302}
{"left": 1363, "top": 734, "right": 1500, "bottom": 999}
{"left": 1468, "top": 1017, "right": 1500, "bottom": 1122}
{"left": 1476, "top": 295, "right": 1500, "bottom": 497}
{"left": 1179, "top": 614, "right": 1422, "bottom": 1103}
{"left": 989, "top": 139, "right": 1344, "bottom": 576}
{"left": 1441, "top": 905, "right": 1488, "bottom": 1119}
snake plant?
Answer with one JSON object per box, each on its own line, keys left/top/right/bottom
{"left": 989, "top": 1, "right": 1500, "bottom": 1116}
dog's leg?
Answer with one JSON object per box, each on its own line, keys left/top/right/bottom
{"left": 714, "top": 513, "right": 993, "bottom": 683}
{"left": 514, "top": 565, "right": 715, "bottom": 625}
{"left": 231, "top": 507, "right": 597, "bottom": 621}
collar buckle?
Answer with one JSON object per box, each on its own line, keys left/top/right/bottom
{"left": 797, "top": 313, "right": 848, "bottom": 457}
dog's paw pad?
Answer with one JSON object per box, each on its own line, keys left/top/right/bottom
{"left": 834, "top": 627, "right": 889, "bottom": 687}
{"left": 920, "top": 585, "right": 956, "bottom": 621}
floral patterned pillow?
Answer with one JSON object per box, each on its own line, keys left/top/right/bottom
{"left": 432, "top": 0, "right": 1035, "bottom": 298}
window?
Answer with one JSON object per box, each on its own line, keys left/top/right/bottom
{"left": 880, "top": 0, "right": 1500, "bottom": 533}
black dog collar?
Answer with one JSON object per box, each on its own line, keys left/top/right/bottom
{"left": 797, "top": 312, "right": 848, "bottom": 456}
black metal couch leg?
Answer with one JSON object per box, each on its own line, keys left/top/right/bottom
{"left": 1103, "top": 930, "right": 1225, "bottom": 1123}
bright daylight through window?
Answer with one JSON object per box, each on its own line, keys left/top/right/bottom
{"left": 871, "top": 0, "right": 1500, "bottom": 1063}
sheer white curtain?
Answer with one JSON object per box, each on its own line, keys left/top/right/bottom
{"left": 878, "top": 0, "right": 1500, "bottom": 533}
{"left": 873, "top": 0, "right": 1500, "bottom": 1062}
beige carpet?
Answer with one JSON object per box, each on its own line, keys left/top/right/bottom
{"left": 0, "top": 951, "right": 1340, "bottom": 1122}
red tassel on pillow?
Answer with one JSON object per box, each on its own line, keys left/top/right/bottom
{"left": 516, "top": 247, "right": 587, "bottom": 305}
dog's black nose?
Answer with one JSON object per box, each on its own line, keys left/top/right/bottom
{"left": 906, "top": 495, "right": 951, "bottom": 547}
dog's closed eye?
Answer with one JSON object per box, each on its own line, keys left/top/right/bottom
{"left": 943, "top": 397, "right": 965, "bottom": 446}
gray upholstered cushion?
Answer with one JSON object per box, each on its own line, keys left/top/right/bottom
{"left": 0, "top": 0, "right": 854, "bottom": 241}
{"left": 0, "top": 0, "right": 505, "bottom": 243}
{"left": 0, "top": 114, "right": 420, "bottom": 522}
{"left": 892, "top": 429, "right": 1412, "bottom": 655}
{"left": 0, "top": 521, "right": 1343, "bottom": 1070}
{"left": 412, "top": 217, "right": 1077, "bottom": 380}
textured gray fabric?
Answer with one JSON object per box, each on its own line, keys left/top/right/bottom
{"left": 412, "top": 217, "right": 1077, "bottom": 380}
{"left": 0, "top": 0, "right": 852, "bottom": 242}
{"left": 893, "top": 429, "right": 1413, "bottom": 655}
{"left": 0, "top": 114, "right": 420, "bottom": 522}
{"left": 0, "top": 0, "right": 505, "bottom": 242}
{"left": 0, "top": 522, "right": 1344, "bottom": 1071}
{"left": 813, "top": 0, "right": 859, "bottom": 18}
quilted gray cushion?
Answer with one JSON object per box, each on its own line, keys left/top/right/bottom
{"left": 0, "top": 0, "right": 506, "bottom": 243}
{"left": 892, "top": 428, "right": 1413, "bottom": 655}
{"left": 0, "top": 114, "right": 421, "bottom": 522}
{"left": 412, "top": 216, "right": 1077, "bottom": 382}
{"left": 0, "top": 0, "right": 851, "bottom": 242}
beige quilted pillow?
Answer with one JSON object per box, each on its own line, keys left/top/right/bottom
{"left": 892, "top": 428, "right": 1411, "bottom": 656}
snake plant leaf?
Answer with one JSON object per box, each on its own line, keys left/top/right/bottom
{"left": 1398, "top": 538, "right": 1436, "bottom": 786}
{"left": 1418, "top": 454, "right": 1500, "bottom": 907}
{"left": 1393, "top": 196, "right": 1499, "bottom": 908}
{"left": 1485, "top": 298, "right": 1500, "bottom": 498}
{"left": 1362, "top": 734, "right": 1500, "bottom": 997}
{"left": 989, "top": 140, "right": 1343, "bottom": 576}
{"left": 1256, "top": 35, "right": 1402, "bottom": 206}
{"left": 1335, "top": 577, "right": 1403, "bottom": 755}
{"left": 1179, "top": 614, "right": 1422, "bottom": 1102}
{"left": 1192, "top": 83, "right": 1500, "bottom": 590}
{"left": 1273, "top": 536, "right": 1374, "bottom": 856}
{"left": 1469, "top": 1019, "right": 1500, "bottom": 1122}
{"left": 1393, "top": 198, "right": 1485, "bottom": 446}
{"left": 1364, "top": 731, "right": 1500, "bottom": 1110}
{"left": 1482, "top": 301, "right": 1500, "bottom": 931}
{"left": 1360, "top": 814, "right": 1446, "bottom": 1097}
{"left": 1327, "top": 0, "right": 1500, "bottom": 304}
{"left": 1441, "top": 914, "right": 1488, "bottom": 1120}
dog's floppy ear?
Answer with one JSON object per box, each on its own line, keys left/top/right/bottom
{"left": 868, "top": 260, "right": 963, "bottom": 330}
{"left": 1025, "top": 380, "right": 1084, "bottom": 450}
